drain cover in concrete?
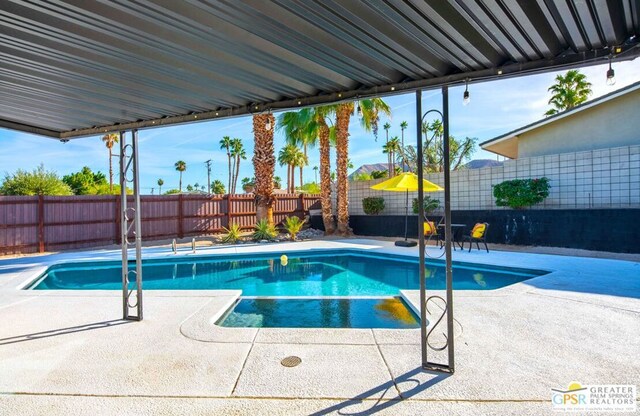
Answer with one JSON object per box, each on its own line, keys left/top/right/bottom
{"left": 280, "top": 356, "right": 302, "bottom": 367}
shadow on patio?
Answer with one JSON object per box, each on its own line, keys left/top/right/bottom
{"left": 309, "top": 367, "right": 450, "bottom": 415}
{"left": 0, "top": 319, "right": 131, "bottom": 346}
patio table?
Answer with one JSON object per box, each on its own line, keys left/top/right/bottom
{"left": 437, "top": 224, "right": 466, "bottom": 250}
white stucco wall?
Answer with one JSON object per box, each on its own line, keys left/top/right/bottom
{"left": 518, "top": 89, "right": 640, "bottom": 158}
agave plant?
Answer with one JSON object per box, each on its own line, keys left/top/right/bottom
{"left": 252, "top": 218, "right": 277, "bottom": 241}
{"left": 221, "top": 223, "right": 242, "bottom": 244}
{"left": 284, "top": 216, "right": 305, "bottom": 241}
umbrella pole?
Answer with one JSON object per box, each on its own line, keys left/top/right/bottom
{"left": 404, "top": 189, "right": 409, "bottom": 240}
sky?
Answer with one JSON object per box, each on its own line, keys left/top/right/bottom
{"left": 1, "top": 58, "right": 639, "bottom": 194}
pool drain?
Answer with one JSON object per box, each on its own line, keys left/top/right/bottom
{"left": 281, "top": 356, "right": 302, "bottom": 367}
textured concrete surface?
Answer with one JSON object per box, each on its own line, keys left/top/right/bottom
{"left": 0, "top": 239, "right": 638, "bottom": 415}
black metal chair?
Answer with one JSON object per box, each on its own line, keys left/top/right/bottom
{"left": 463, "top": 222, "right": 489, "bottom": 253}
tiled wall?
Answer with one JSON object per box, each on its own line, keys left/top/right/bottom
{"left": 346, "top": 145, "right": 640, "bottom": 215}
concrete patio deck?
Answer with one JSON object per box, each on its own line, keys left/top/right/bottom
{"left": 0, "top": 239, "right": 638, "bottom": 415}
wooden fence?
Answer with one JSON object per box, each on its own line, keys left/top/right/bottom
{"left": 0, "top": 194, "right": 320, "bottom": 255}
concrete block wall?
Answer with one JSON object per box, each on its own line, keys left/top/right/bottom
{"left": 346, "top": 144, "right": 640, "bottom": 215}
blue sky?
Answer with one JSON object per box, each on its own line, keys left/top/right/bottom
{"left": 1, "top": 58, "right": 638, "bottom": 193}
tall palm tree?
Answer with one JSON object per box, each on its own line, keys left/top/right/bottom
{"left": 399, "top": 121, "right": 408, "bottom": 148}
{"left": 157, "top": 178, "right": 164, "bottom": 194}
{"left": 229, "top": 138, "right": 246, "bottom": 194}
{"left": 174, "top": 160, "right": 186, "bottom": 192}
{"left": 334, "top": 98, "right": 391, "bottom": 235}
{"left": 294, "top": 147, "right": 308, "bottom": 188}
{"left": 277, "top": 106, "right": 336, "bottom": 234}
{"left": 313, "top": 165, "right": 319, "bottom": 183}
{"left": 219, "top": 136, "right": 233, "bottom": 193}
{"left": 545, "top": 70, "right": 592, "bottom": 116}
{"left": 383, "top": 122, "right": 392, "bottom": 177}
{"left": 101, "top": 133, "right": 119, "bottom": 192}
{"left": 278, "top": 110, "right": 318, "bottom": 181}
{"left": 252, "top": 113, "right": 276, "bottom": 224}
{"left": 278, "top": 144, "right": 301, "bottom": 193}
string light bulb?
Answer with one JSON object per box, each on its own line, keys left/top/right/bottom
{"left": 356, "top": 103, "right": 362, "bottom": 118}
{"left": 463, "top": 78, "right": 470, "bottom": 105}
{"left": 265, "top": 110, "right": 272, "bottom": 131}
{"left": 606, "top": 55, "right": 616, "bottom": 86}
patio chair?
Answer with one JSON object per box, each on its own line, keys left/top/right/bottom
{"left": 423, "top": 218, "right": 442, "bottom": 247}
{"left": 463, "top": 222, "right": 489, "bottom": 253}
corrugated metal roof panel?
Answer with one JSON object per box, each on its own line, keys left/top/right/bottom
{"left": 0, "top": 0, "right": 638, "bottom": 139}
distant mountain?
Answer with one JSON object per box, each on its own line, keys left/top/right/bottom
{"left": 348, "top": 163, "right": 389, "bottom": 180}
{"left": 464, "top": 159, "right": 503, "bottom": 169}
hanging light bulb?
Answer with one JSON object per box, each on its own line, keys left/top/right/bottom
{"left": 463, "top": 78, "right": 470, "bottom": 105}
{"left": 606, "top": 55, "right": 616, "bottom": 86}
{"left": 356, "top": 103, "right": 362, "bottom": 118}
{"left": 264, "top": 109, "right": 272, "bottom": 131}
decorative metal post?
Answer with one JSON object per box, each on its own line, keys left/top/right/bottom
{"left": 417, "top": 87, "right": 455, "bottom": 373}
{"left": 119, "top": 130, "right": 143, "bottom": 321}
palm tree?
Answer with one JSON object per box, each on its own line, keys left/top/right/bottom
{"left": 313, "top": 165, "right": 318, "bottom": 183}
{"left": 157, "top": 178, "right": 164, "bottom": 194}
{"left": 545, "top": 70, "right": 592, "bottom": 116}
{"left": 383, "top": 137, "right": 401, "bottom": 175}
{"left": 399, "top": 121, "right": 408, "bottom": 147}
{"left": 278, "top": 110, "right": 318, "bottom": 182}
{"left": 229, "top": 138, "right": 246, "bottom": 194}
{"left": 294, "top": 147, "right": 308, "bottom": 189}
{"left": 219, "top": 136, "right": 233, "bottom": 193}
{"left": 252, "top": 113, "right": 276, "bottom": 224}
{"left": 278, "top": 144, "right": 300, "bottom": 193}
{"left": 211, "top": 179, "right": 226, "bottom": 195}
{"left": 383, "top": 122, "right": 392, "bottom": 177}
{"left": 101, "top": 133, "right": 119, "bottom": 192}
{"left": 334, "top": 98, "right": 391, "bottom": 235}
{"left": 174, "top": 160, "right": 186, "bottom": 192}
{"left": 277, "top": 106, "right": 336, "bottom": 234}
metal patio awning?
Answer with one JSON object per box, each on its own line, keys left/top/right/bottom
{"left": 1, "top": 0, "right": 639, "bottom": 139}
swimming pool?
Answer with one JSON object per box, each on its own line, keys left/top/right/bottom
{"left": 30, "top": 250, "right": 546, "bottom": 295}
{"left": 218, "top": 297, "right": 420, "bottom": 329}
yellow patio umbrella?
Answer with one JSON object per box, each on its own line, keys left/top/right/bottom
{"left": 371, "top": 172, "right": 443, "bottom": 247}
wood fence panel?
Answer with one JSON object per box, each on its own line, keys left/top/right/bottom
{"left": 140, "top": 195, "right": 179, "bottom": 239}
{"left": 0, "top": 193, "right": 320, "bottom": 255}
{"left": 0, "top": 196, "right": 39, "bottom": 254}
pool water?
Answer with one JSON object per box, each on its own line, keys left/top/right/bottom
{"left": 31, "top": 250, "right": 546, "bottom": 295}
{"left": 217, "top": 298, "right": 420, "bottom": 329}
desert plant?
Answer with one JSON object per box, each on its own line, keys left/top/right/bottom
{"left": 412, "top": 196, "right": 440, "bottom": 214}
{"left": 283, "top": 216, "right": 305, "bottom": 241}
{"left": 252, "top": 219, "right": 277, "bottom": 241}
{"left": 362, "top": 196, "right": 385, "bottom": 215}
{"left": 221, "top": 223, "right": 242, "bottom": 244}
{"left": 493, "top": 177, "right": 550, "bottom": 209}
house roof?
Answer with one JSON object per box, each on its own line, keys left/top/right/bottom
{"left": 480, "top": 80, "right": 640, "bottom": 158}
{"left": 1, "top": 1, "right": 639, "bottom": 139}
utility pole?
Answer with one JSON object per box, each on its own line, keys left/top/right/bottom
{"left": 205, "top": 159, "right": 212, "bottom": 194}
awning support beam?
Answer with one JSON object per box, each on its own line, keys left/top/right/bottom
{"left": 119, "top": 129, "right": 143, "bottom": 321}
{"left": 417, "top": 87, "right": 454, "bottom": 373}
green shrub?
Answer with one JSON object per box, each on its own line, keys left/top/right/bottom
{"left": 362, "top": 196, "right": 385, "bottom": 215}
{"left": 283, "top": 216, "right": 305, "bottom": 241}
{"left": 221, "top": 223, "right": 242, "bottom": 243}
{"left": 412, "top": 196, "right": 440, "bottom": 214}
{"left": 493, "top": 177, "right": 550, "bottom": 209}
{"left": 252, "top": 219, "right": 277, "bottom": 241}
